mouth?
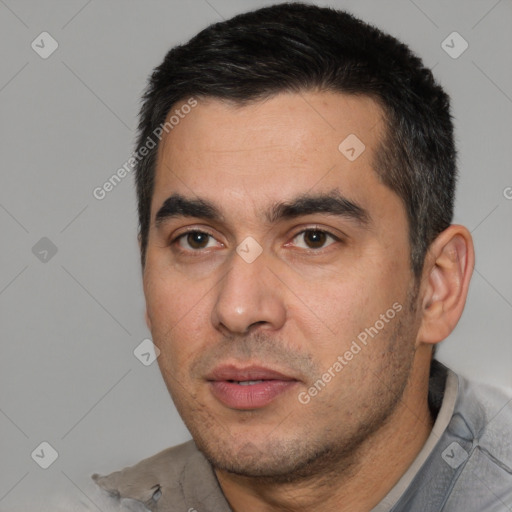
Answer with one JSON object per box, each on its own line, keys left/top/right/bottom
{"left": 229, "top": 380, "right": 266, "bottom": 385}
{"left": 206, "top": 365, "right": 299, "bottom": 410}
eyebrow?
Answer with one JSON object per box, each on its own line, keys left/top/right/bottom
{"left": 154, "top": 190, "right": 371, "bottom": 229}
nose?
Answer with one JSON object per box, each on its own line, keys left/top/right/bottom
{"left": 211, "top": 247, "right": 286, "bottom": 335}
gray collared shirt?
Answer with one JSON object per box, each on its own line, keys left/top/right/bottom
{"left": 91, "top": 361, "right": 512, "bottom": 511}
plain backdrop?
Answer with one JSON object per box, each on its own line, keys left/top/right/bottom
{"left": 0, "top": 0, "right": 511, "bottom": 509}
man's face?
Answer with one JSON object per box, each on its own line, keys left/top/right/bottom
{"left": 143, "top": 91, "right": 422, "bottom": 478}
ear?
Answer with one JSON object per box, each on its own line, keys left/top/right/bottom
{"left": 416, "top": 225, "right": 474, "bottom": 346}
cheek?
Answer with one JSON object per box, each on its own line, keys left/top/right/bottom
{"left": 144, "top": 271, "right": 211, "bottom": 362}
{"left": 145, "top": 265, "right": 197, "bottom": 325}
{"left": 294, "top": 261, "right": 405, "bottom": 357}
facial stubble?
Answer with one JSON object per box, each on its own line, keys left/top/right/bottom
{"left": 164, "top": 284, "right": 422, "bottom": 485}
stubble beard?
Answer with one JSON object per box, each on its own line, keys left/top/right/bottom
{"left": 173, "top": 289, "right": 421, "bottom": 485}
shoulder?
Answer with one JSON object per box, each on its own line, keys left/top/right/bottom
{"left": 92, "top": 440, "right": 206, "bottom": 509}
{"left": 454, "top": 372, "right": 512, "bottom": 467}
{"left": 448, "top": 370, "right": 512, "bottom": 503}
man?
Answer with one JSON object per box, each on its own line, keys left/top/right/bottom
{"left": 92, "top": 3, "right": 512, "bottom": 511}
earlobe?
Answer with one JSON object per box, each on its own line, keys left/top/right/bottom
{"left": 417, "top": 225, "right": 474, "bottom": 346}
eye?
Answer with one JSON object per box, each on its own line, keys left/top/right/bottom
{"left": 173, "top": 230, "right": 221, "bottom": 251}
{"left": 291, "top": 229, "right": 339, "bottom": 250}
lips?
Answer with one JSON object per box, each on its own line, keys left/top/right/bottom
{"left": 206, "top": 365, "right": 299, "bottom": 410}
{"left": 207, "top": 365, "right": 296, "bottom": 382}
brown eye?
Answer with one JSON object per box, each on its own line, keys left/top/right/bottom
{"left": 174, "top": 231, "right": 219, "bottom": 251}
{"left": 186, "top": 232, "right": 210, "bottom": 249}
{"left": 303, "top": 230, "right": 327, "bottom": 248}
{"left": 291, "top": 229, "right": 337, "bottom": 250}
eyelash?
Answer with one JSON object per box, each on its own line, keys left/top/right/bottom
{"left": 170, "top": 227, "right": 342, "bottom": 254}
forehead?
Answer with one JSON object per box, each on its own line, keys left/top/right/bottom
{"left": 152, "top": 91, "right": 402, "bottom": 229}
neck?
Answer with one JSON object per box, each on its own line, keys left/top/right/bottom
{"left": 215, "top": 355, "right": 434, "bottom": 512}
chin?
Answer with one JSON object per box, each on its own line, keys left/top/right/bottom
{"left": 194, "top": 429, "right": 352, "bottom": 483}
{"left": 196, "top": 431, "right": 296, "bottom": 472}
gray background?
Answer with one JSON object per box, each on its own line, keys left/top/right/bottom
{"left": 0, "top": 0, "right": 511, "bottom": 509}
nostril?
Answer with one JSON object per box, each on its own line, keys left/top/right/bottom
{"left": 248, "top": 320, "right": 267, "bottom": 329}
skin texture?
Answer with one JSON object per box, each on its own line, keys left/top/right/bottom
{"left": 142, "top": 91, "right": 474, "bottom": 511}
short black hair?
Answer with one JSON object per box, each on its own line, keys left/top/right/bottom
{"left": 135, "top": 2, "right": 456, "bottom": 280}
